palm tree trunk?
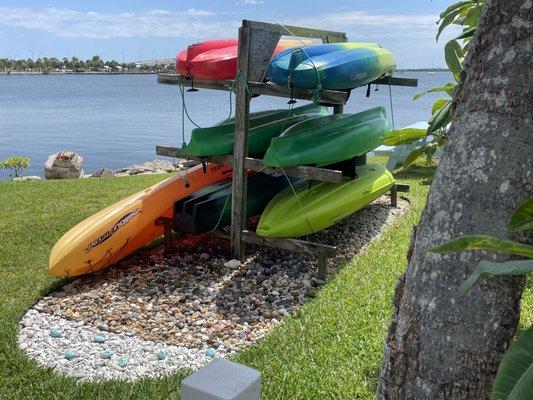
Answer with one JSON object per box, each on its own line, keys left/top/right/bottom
{"left": 377, "top": 0, "right": 532, "bottom": 398}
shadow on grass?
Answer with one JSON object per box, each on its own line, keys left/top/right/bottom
{"left": 394, "top": 164, "right": 437, "bottom": 182}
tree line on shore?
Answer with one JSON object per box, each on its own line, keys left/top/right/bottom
{"left": 0, "top": 55, "right": 173, "bottom": 74}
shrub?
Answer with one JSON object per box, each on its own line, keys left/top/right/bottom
{"left": 0, "top": 156, "right": 30, "bottom": 179}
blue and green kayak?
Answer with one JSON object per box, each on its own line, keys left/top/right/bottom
{"left": 267, "top": 42, "right": 396, "bottom": 90}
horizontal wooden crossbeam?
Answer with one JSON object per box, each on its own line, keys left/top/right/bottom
{"left": 157, "top": 74, "right": 350, "bottom": 105}
{"left": 214, "top": 229, "right": 337, "bottom": 257}
{"left": 243, "top": 20, "right": 347, "bottom": 43}
{"left": 156, "top": 145, "right": 343, "bottom": 183}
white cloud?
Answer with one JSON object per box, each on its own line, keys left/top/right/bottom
{"left": 0, "top": 6, "right": 458, "bottom": 51}
{"left": 289, "top": 11, "right": 442, "bottom": 40}
{"left": 236, "top": 0, "right": 265, "bottom": 4}
{"left": 0, "top": 7, "right": 235, "bottom": 39}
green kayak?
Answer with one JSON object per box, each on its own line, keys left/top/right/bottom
{"left": 262, "top": 106, "right": 390, "bottom": 167}
{"left": 185, "top": 103, "right": 328, "bottom": 157}
{"left": 256, "top": 164, "right": 395, "bottom": 237}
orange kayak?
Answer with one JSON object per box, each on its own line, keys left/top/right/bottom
{"left": 48, "top": 163, "right": 232, "bottom": 277}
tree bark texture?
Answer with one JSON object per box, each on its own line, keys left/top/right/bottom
{"left": 377, "top": 0, "right": 532, "bottom": 399}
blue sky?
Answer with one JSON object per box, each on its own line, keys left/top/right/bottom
{"left": 0, "top": 0, "right": 458, "bottom": 67}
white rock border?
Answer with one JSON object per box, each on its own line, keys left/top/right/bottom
{"left": 18, "top": 309, "right": 213, "bottom": 382}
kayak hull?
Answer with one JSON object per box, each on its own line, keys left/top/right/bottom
{"left": 185, "top": 103, "right": 328, "bottom": 157}
{"left": 263, "top": 106, "right": 390, "bottom": 167}
{"left": 176, "top": 39, "right": 313, "bottom": 80}
{"left": 268, "top": 43, "right": 396, "bottom": 90}
{"left": 48, "top": 163, "right": 232, "bottom": 277}
{"left": 256, "top": 164, "right": 395, "bottom": 237}
{"left": 173, "top": 173, "right": 293, "bottom": 233}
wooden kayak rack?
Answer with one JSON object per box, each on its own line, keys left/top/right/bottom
{"left": 156, "top": 20, "right": 416, "bottom": 280}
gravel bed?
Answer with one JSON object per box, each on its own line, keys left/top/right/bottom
{"left": 18, "top": 196, "right": 408, "bottom": 381}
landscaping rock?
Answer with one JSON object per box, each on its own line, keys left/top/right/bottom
{"left": 13, "top": 175, "right": 41, "bottom": 181}
{"left": 44, "top": 151, "right": 84, "bottom": 179}
{"left": 115, "top": 159, "right": 177, "bottom": 176}
{"left": 178, "top": 159, "right": 201, "bottom": 169}
{"left": 92, "top": 168, "right": 114, "bottom": 178}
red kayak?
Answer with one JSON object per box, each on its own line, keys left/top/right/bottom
{"left": 176, "top": 38, "right": 313, "bottom": 80}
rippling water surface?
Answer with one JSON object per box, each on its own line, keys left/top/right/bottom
{"left": 0, "top": 71, "right": 452, "bottom": 178}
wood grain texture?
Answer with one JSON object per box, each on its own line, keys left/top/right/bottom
{"left": 231, "top": 25, "right": 252, "bottom": 260}
{"left": 155, "top": 146, "right": 343, "bottom": 183}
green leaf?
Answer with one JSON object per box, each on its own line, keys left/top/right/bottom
{"left": 509, "top": 199, "right": 533, "bottom": 232}
{"left": 402, "top": 142, "right": 437, "bottom": 170}
{"left": 455, "top": 26, "right": 477, "bottom": 40}
{"left": 439, "top": 1, "right": 471, "bottom": 19}
{"left": 413, "top": 82, "right": 455, "bottom": 100}
{"left": 464, "top": 4, "right": 482, "bottom": 28}
{"left": 432, "top": 98, "right": 451, "bottom": 115}
{"left": 383, "top": 128, "right": 428, "bottom": 146}
{"left": 459, "top": 259, "right": 533, "bottom": 294}
{"left": 437, "top": 5, "right": 469, "bottom": 41}
{"left": 428, "top": 101, "right": 452, "bottom": 134}
{"left": 431, "top": 235, "right": 533, "bottom": 259}
{"left": 492, "top": 325, "right": 533, "bottom": 400}
{"left": 445, "top": 40, "right": 464, "bottom": 74}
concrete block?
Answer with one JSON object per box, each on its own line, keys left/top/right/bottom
{"left": 181, "top": 358, "right": 261, "bottom": 400}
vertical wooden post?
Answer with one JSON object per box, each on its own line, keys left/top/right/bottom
{"left": 333, "top": 105, "right": 343, "bottom": 114}
{"left": 318, "top": 253, "right": 327, "bottom": 281}
{"left": 231, "top": 24, "right": 252, "bottom": 260}
{"left": 391, "top": 184, "right": 398, "bottom": 207}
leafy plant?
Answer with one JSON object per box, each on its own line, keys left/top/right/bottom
{"left": 0, "top": 156, "right": 30, "bottom": 179}
{"left": 383, "top": 0, "right": 485, "bottom": 169}
{"left": 431, "top": 198, "right": 533, "bottom": 400}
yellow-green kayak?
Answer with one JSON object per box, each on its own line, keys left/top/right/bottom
{"left": 256, "top": 164, "right": 394, "bottom": 237}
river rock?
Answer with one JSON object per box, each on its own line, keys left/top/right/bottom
{"left": 44, "top": 151, "right": 84, "bottom": 179}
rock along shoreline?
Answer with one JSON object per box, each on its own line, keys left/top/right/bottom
{"left": 12, "top": 149, "right": 198, "bottom": 181}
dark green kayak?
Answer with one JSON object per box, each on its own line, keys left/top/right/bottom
{"left": 185, "top": 103, "right": 328, "bottom": 157}
{"left": 173, "top": 172, "right": 294, "bottom": 233}
{"left": 262, "top": 106, "right": 390, "bottom": 167}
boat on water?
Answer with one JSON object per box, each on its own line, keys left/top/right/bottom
{"left": 267, "top": 42, "right": 396, "bottom": 90}
{"left": 256, "top": 164, "right": 395, "bottom": 238}
{"left": 262, "top": 106, "right": 390, "bottom": 167}
{"left": 185, "top": 103, "right": 328, "bottom": 157}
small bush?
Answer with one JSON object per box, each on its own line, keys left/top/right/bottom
{"left": 0, "top": 156, "right": 30, "bottom": 179}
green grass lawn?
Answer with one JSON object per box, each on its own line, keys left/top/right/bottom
{"left": 1, "top": 166, "right": 531, "bottom": 400}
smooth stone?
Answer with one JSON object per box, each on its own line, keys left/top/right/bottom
{"left": 224, "top": 259, "right": 241, "bottom": 269}
{"left": 156, "top": 350, "right": 167, "bottom": 360}
{"left": 50, "top": 329, "right": 62, "bottom": 338}
{"left": 93, "top": 335, "right": 106, "bottom": 343}
{"left": 118, "top": 357, "right": 128, "bottom": 367}
{"left": 101, "top": 349, "right": 114, "bottom": 359}
{"left": 64, "top": 350, "right": 77, "bottom": 360}
{"left": 205, "top": 347, "right": 216, "bottom": 358}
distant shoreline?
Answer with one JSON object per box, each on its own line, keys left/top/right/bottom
{"left": 1, "top": 68, "right": 450, "bottom": 76}
{"left": 0, "top": 71, "right": 159, "bottom": 76}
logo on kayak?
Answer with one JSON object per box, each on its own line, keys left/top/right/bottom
{"left": 85, "top": 208, "right": 141, "bottom": 252}
{"left": 351, "top": 71, "right": 368, "bottom": 82}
